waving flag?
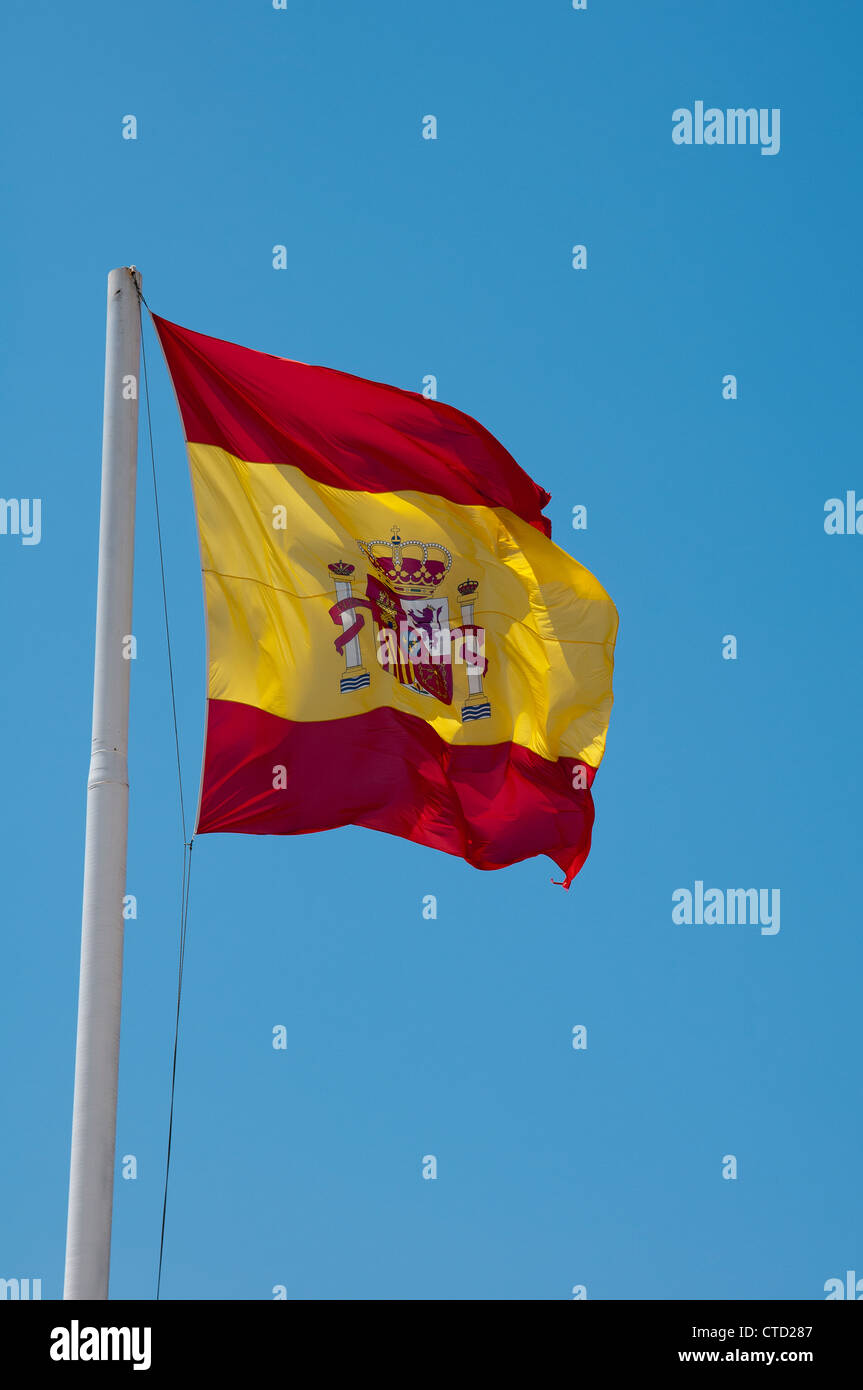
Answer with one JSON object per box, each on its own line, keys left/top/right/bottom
{"left": 153, "top": 315, "right": 617, "bottom": 886}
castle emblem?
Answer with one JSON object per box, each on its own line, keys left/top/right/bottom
{"left": 327, "top": 527, "right": 491, "bottom": 722}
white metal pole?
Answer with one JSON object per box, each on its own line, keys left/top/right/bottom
{"left": 64, "top": 267, "right": 142, "bottom": 1300}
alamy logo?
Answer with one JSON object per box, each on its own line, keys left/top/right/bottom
{"left": 50, "top": 1321, "right": 151, "bottom": 1371}
{"left": 824, "top": 1270, "right": 863, "bottom": 1300}
{"left": 824, "top": 493, "right": 863, "bottom": 534}
{"left": 672, "top": 103, "right": 780, "bottom": 156}
{"left": 0, "top": 1277, "right": 41, "bottom": 1299}
{"left": 0, "top": 497, "right": 41, "bottom": 545}
{"left": 672, "top": 882, "right": 780, "bottom": 936}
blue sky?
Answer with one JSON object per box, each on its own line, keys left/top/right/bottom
{"left": 1, "top": 0, "right": 861, "bottom": 1299}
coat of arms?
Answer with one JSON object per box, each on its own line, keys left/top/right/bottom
{"left": 327, "top": 527, "right": 491, "bottom": 722}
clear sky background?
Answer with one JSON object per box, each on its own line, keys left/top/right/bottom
{"left": 2, "top": 1, "right": 861, "bottom": 1300}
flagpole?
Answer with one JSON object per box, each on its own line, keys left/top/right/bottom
{"left": 64, "top": 266, "right": 142, "bottom": 1300}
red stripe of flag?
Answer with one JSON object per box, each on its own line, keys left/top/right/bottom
{"left": 197, "top": 699, "right": 596, "bottom": 887}
{"left": 152, "top": 316, "right": 552, "bottom": 536}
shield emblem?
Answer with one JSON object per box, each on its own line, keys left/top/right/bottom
{"left": 401, "top": 595, "right": 452, "bottom": 702}
{"left": 365, "top": 574, "right": 453, "bottom": 706}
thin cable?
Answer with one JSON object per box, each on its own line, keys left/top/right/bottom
{"left": 156, "top": 838, "right": 195, "bottom": 1299}
{"left": 130, "top": 276, "right": 196, "bottom": 1298}
{"left": 130, "top": 269, "right": 153, "bottom": 314}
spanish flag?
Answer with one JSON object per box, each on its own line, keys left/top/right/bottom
{"left": 153, "top": 316, "right": 617, "bottom": 886}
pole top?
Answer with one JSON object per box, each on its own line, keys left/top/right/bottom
{"left": 111, "top": 266, "right": 142, "bottom": 294}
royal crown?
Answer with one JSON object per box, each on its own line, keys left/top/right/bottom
{"left": 357, "top": 527, "right": 452, "bottom": 598}
{"left": 457, "top": 579, "right": 479, "bottom": 597}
